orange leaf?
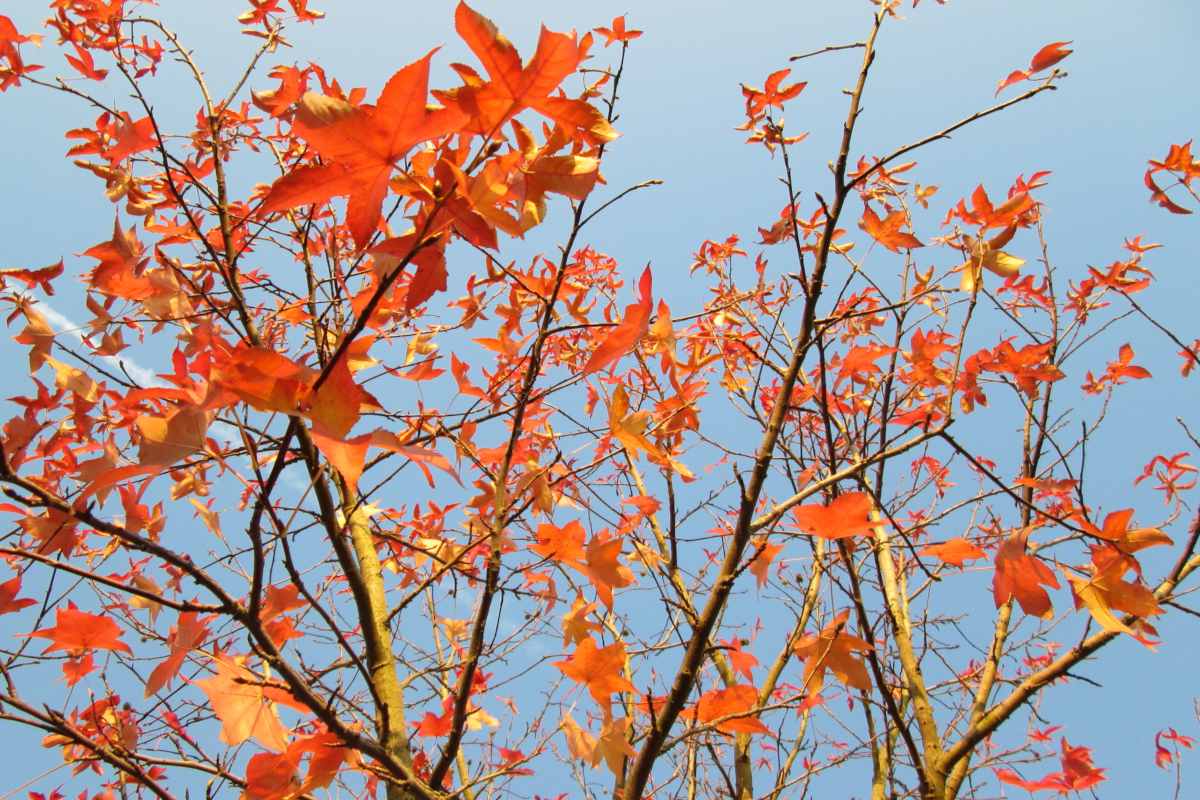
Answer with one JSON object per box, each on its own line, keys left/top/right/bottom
{"left": 992, "top": 528, "right": 1060, "bottom": 618}
{"left": 369, "top": 429, "right": 458, "bottom": 487}
{"left": 257, "top": 51, "right": 466, "bottom": 249}
{"left": 0, "top": 260, "right": 63, "bottom": 295}
{"left": 584, "top": 266, "right": 653, "bottom": 374}
{"left": 136, "top": 403, "right": 211, "bottom": 466}
{"left": 560, "top": 713, "right": 597, "bottom": 763}
{"left": 742, "top": 68, "right": 807, "bottom": 119}
{"left": 14, "top": 302, "right": 54, "bottom": 370}
{"left": 920, "top": 537, "right": 986, "bottom": 567}
{"left": 561, "top": 595, "right": 602, "bottom": 646}
{"left": 859, "top": 206, "right": 922, "bottom": 253}
{"left": 212, "top": 345, "right": 312, "bottom": 415}
{"left": 194, "top": 655, "right": 292, "bottom": 752}
{"left": 302, "top": 356, "right": 379, "bottom": 439}
{"left": 1078, "top": 508, "right": 1172, "bottom": 554}
{"left": 451, "top": 3, "right": 617, "bottom": 143}
{"left": 309, "top": 429, "right": 371, "bottom": 490}
{"left": 252, "top": 65, "right": 307, "bottom": 117}
{"left": 585, "top": 533, "right": 634, "bottom": 609}
{"left": 292, "top": 729, "right": 353, "bottom": 793}
{"left": 553, "top": 636, "right": 635, "bottom": 711}
{"left": 531, "top": 519, "right": 587, "bottom": 565}
{"left": 748, "top": 537, "right": 783, "bottom": 588}
{"left": 450, "top": 353, "right": 486, "bottom": 398}
{"left": 103, "top": 113, "right": 156, "bottom": 162}
{"left": 689, "top": 685, "right": 770, "bottom": 735}
{"left": 145, "top": 611, "right": 210, "bottom": 696}
{"left": 594, "top": 16, "right": 642, "bottom": 47}
{"left": 82, "top": 220, "right": 153, "bottom": 301}
{"left": 27, "top": 603, "right": 132, "bottom": 655}
{"left": 791, "top": 492, "right": 879, "bottom": 540}
{"left": 260, "top": 585, "right": 306, "bottom": 622}
{"left": 45, "top": 356, "right": 99, "bottom": 402}
{"left": 793, "top": 610, "right": 873, "bottom": 695}
{"left": 608, "top": 384, "right": 655, "bottom": 457}
{"left": 1067, "top": 547, "right": 1162, "bottom": 640}
{"left": 243, "top": 750, "right": 301, "bottom": 800}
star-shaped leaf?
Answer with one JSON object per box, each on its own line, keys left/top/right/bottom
{"left": 195, "top": 655, "right": 294, "bottom": 752}
{"left": 793, "top": 610, "right": 872, "bottom": 696}
{"left": 553, "top": 637, "right": 635, "bottom": 712}
{"left": 258, "top": 51, "right": 466, "bottom": 249}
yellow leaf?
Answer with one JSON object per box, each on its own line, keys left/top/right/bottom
{"left": 958, "top": 228, "right": 1025, "bottom": 292}
{"left": 46, "top": 356, "right": 99, "bottom": 402}
{"left": 136, "top": 404, "right": 211, "bottom": 466}
{"left": 1067, "top": 549, "right": 1162, "bottom": 641}
{"left": 561, "top": 595, "right": 601, "bottom": 646}
{"left": 609, "top": 385, "right": 655, "bottom": 458}
{"left": 561, "top": 713, "right": 597, "bottom": 764}
{"left": 595, "top": 716, "right": 636, "bottom": 775}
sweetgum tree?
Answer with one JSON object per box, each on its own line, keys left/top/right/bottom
{"left": 0, "top": 2, "right": 1197, "bottom": 799}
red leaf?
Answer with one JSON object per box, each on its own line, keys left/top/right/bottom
{"left": 414, "top": 698, "right": 454, "bottom": 737}
{"left": 27, "top": 603, "right": 133, "bottom": 655}
{"left": 720, "top": 637, "right": 758, "bottom": 682}
{"left": 62, "top": 652, "right": 94, "bottom": 686}
{"left": 996, "top": 41, "right": 1072, "bottom": 95}
{"left": 406, "top": 251, "right": 449, "bottom": 310}
{"left": 997, "top": 737, "right": 1105, "bottom": 793}
{"left": 0, "top": 575, "right": 36, "bottom": 615}
{"left": 1029, "top": 41, "right": 1073, "bottom": 73}
{"left": 1145, "top": 170, "right": 1193, "bottom": 214}
{"left": 0, "top": 260, "right": 63, "bottom": 295}
{"left": 995, "top": 68, "right": 1030, "bottom": 95}
{"left": 257, "top": 51, "right": 466, "bottom": 249}
{"left": 65, "top": 44, "right": 107, "bottom": 81}
{"left": 368, "top": 233, "right": 450, "bottom": 310}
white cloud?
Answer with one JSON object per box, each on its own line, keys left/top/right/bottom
{"left": 34, "top": 300, "right": 162, "bottom": 388}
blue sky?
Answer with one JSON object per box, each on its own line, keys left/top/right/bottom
{"left": 1, "top": 0, "right": 1199, "bottom": 796}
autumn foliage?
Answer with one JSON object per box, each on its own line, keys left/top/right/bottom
{"left": 0, "top": 2, "right": 1198, "bottom": 800}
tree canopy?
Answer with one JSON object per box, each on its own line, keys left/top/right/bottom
{"left": 0, "top": 2, "right": 1198, "bottom": 799}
